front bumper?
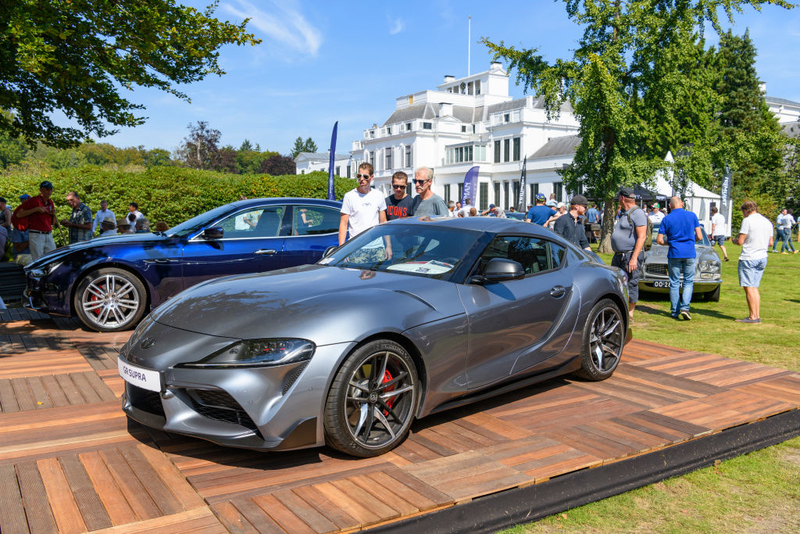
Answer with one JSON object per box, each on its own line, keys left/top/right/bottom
{"left": 639, "top": 275, "right": 721, "bottom": 294}
{"left": 119, "top": 320, "right": 354, "bottom": 451}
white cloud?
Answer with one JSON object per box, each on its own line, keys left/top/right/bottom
{"left": 222, "top": 0, "right": 322, "bottom": 57}
{"left": 388, "top": 16, "right": 405, "bottom": 35}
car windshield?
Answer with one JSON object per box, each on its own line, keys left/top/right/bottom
{"left": 652, "top": 224, "right": 711, "bottom": 246}
{"left": 165, "top": 204, "right": 235, "bottom": 237}
{"left": 320, "top": 224, "right": 480, "bottom": 280}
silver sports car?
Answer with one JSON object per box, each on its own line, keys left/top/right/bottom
{"left": 119, "top": 217, "right": 631, "bottom": 457}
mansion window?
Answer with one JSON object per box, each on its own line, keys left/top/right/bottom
{"left": 406, "top": 123, "right": 412, "bottom": 131}
{"left": 404, "top": 145, "right": 412, "bottom": 168}
{"left": 493, "top": 136, "right": 522, "bottom": 163}
{"left": 480, "top": 183, "right": 489, "bottom": 211}
{"left": 445, "top": 144, "right": 486, "bottom": 165}
{"left": 385, "top": 148, "right": 392, "bottom": 170}
{"left": 513, "top": 138, "right": 521, "bottom": 161}
{"left": 494, "top": 140, "right": 501, "bottom": 163}
{"left": 504, "top": 139, "right": 510, "bottom": 162}
{"left": 422, "top": 122, "right": 432, "bottom": 130}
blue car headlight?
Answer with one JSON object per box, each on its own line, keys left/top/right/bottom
{"left": 27, "top": 262, "right": 63, "bottom": 277}
{"left": 177, "top": 338, "right": 315, "bottom": 368}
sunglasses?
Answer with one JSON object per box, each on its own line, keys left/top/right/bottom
{"left": 357, "top": 174, "right": 372, "bottom": 180}
{"left": 392, "top": 184, "right": 406, "bottom": 190}
{"left": 413, "top": 179, "right": 430, "bottom": 185}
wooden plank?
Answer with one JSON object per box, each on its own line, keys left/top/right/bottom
{"left": 252, "top": 493, "right": 316, "bottom": 534}
{"left": 54, "top": 373, "right": 84, "bottom": 405}
{"left": 350, "top": 472, "right": 418, "bottom": 516}
{"left": 378, "top": 467, "right": 453, "bottom": 507}
{"left": 16, "top": 461, "right": 58, "bottom": 534}
{"left": 136, "top": 444, "right": 206, "bottom": 510}
{"left": 313, "top": 480, "right": 381, "bottom": 526}
{"left": 69, "top": 371, "right": 103, "bottom": 404}
{"left": 84, "top": 507, "right": 225, "bottom": 534}
{"left": 11, "top": 378, "right": 35, "bottom": 411}
{"left": 37, "top": 457, "right": 87, "bottom": 534}
{"left": 231, "top": 498, "right": 286, "bottom": 534}
{"left": 40, "top": 375, "right": 70, "bottom": 408}
{"left": 82, "top": 370, "right": 117, "bottom": 402}
{"left": 0, "top": 464, "right": 29, "bottom": 534}
{"left": 363, "top": 471, "right": 440, "bottom": 512}
{"left": 210, "top": 502, "right": 260, "bottom": 534}
{"left": 0, "top": 378, "right": 20, "bottom": 413}
{"left": 100, "top": 447, "right": 162, "bottom": 520}
{"left": 119, "top": 445, "right": 184, "bottom": 516}
{"left": 271, "top": 488, "right": 340, "bottom": 534}
{"left": 331, "top": 478, "right": 399, "bottom": 520}
{"left": 79, "top": 451, "right": 138, "bottom": 526}
{"left": 59, "top": 454, "right": 113, "bottom": 531}
{"left": 291, "top": 485, "right": 359, "bottom": 531}
{"left": 26, "top": 377, "right": 52, "bottom": 410}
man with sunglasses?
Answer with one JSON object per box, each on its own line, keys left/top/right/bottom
{"left": 339, "top": 163, "right": 387, "bottom": 245}
{"left": 411, "top": 167, "right": 448, "bottom": 217}
{"left": 385, "top": 171, "right": 414, "bottom": 220}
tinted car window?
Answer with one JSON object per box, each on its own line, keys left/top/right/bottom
{"left": 478, "top": 236, "right": 565, "bottom": 275}
{"left": 293, "top": 206, "right": 340, "bottom": 236}
{"left": 218, "top": 206, "right": 285, "bottom": 239}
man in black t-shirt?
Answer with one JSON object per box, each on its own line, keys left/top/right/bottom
{"left": 385, "top": 171, "right": 414, "bottom": 220}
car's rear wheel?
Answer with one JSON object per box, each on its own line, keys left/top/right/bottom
{"left": 74, "top": 268, "right": 147, "bottom": 332}
{"left": 575, "top": 298, "right": 624, "bottom": 381}
{"left": 324, "top": 339, "right": 419, "bottom": 457}
{"left": 703, "top": 285, "right": 721, "bottom": 302}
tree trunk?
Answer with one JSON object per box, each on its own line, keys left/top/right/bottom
{"left": 597, "top": 200, "right": 617, "bottom": 254}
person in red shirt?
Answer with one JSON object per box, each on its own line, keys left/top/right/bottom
{"left": 16, "top": 181, "right": 58, "bottom": 260}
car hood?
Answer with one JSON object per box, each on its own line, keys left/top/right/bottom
{"left": 150, "top": 264, "right": 464, "bottom": 344}
{"left": 645, "top": 244, "right": 717, "bottom": 262}
{"left": 26, "top": 232, "right": 168, "bottom": 269}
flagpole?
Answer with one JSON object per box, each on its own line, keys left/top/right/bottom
{"left": 467, "top": 16, "right": 471, "bottom": 77}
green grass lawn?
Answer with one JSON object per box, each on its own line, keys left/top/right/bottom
{"left": 506, "top": 243, "right": 800, "bottom": 533}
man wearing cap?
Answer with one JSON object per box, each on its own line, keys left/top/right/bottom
{"left": 525, "top": 193, "right": 556, "bottom": 225}
{"left": 648, "top": 203, "right": 665, "bottom": 224}
{"left": 98, "top": 216, "right": 117, "bottom": 237}
{"left": 611, "top": 187, "right": 648, "bottom": 321}
{"left": 61, "top": 191, "right": 93, "bottom": 244}
{"left": 16, "top": 181, "right": 58, "bottom": 260}
{"left": 481, "top": 204, "right": 506, "bottom": 218}
{"left": 553, "top": 195, "right": 592, "bottom": 250}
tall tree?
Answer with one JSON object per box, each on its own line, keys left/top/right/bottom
{"left": 483, "top": 0, "right": 792, "bottom": 252}
{"left": 713, "top": 30, "right": 786, "bottom": 207}
{"left": 291, "top": 136, "right": 318, "bottom": 158}
{"left": 1, "top": 0, "right": 259, "bottom": 148}
{"left": 304, "top": 137, "right": 318, "bottom": 153}
{"left": 178, "top": 121, "right": 221, "bottom": 170}
{"left": 260, "top": 154, "right": 296, "bottom": 176}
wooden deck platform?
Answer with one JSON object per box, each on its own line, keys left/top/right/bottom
{"left": 1, "top": 308, "right": 799, "bottom": 533}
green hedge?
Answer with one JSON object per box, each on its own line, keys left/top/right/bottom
{"left": 0, "top": 168, "right": 354, "bottom": 241}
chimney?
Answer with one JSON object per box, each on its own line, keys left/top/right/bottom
{"left": 444, "top": 75, "right": 455, "bottom": 83}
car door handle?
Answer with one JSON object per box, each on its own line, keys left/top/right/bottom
{"left": 550, "top": 285, "right": 566, "bottom": 298}
{"left": 255, "top": 249, "right": 277, "bottom": 255}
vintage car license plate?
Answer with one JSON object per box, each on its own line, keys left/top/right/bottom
{"left": 118, "top": 358, "right": 162, "bottom": 392}
{"left": 652, "top": 280, "right": 671, "bottom": 288}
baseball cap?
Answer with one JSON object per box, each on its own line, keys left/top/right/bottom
{"left": 653, "top": 202, "right": 659, "bottom": 208}
{"left": 19, "top": 194, "right": 31, "bottom": 200}
{"left": 557, "top": 202, "right": 565, "bottom": 208}
{"left": 570, "top": 194, "right": 589, "bottom": 206}
{"left": 535, "top": 193, "right": 546, "bottom": 202}
{"left": 39, "top": 180, "right": 54, "bottom": 189}
{"left": 546, "top": 199, "right": 558, "bottom": 207}
{"left": 489, "top": 204, "right": 496, "bottom": 209}
{"left": 618, "top": 187, "right": 636, "bottom": 199}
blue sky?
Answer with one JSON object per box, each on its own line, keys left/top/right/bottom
{"left": 99, "top": 1, "right": 800, "bottom": 156}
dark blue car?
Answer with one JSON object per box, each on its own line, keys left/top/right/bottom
{"left": 25, "top": 198, "right": 342, "bottom": 332}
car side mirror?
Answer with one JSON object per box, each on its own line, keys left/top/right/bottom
{"left": 202, "top": 227, "right": 224, "bottom": 240}
{"left": 322, "top": 245, "right": 338, "bottom": 258}
{"left": 472, "top": 258, "right": 525, "bottom": 284}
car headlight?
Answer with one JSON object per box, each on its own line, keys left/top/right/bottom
{"left": 177, "top": 338, "right": 315, "bottom": 369}
{"left": 27, "top": 262, "right": 63, "bottom": 277}
{"left": 698, "top": 260, "right": 721, "bottom": 273}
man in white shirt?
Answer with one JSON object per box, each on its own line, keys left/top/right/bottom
{"left": 338, "top": 162, "right": 387, "bottom": 245}
{"left": 648, "top": 203, "right": 665, "bottom": 225}
{"left": 732, "top": 200, "right": 773, "bottom": 323}
{"left": 709, "top": 206, "right": 729, "bottom": 261}
{"left": 92, "top": 200, "right": 116, "bottom": 235}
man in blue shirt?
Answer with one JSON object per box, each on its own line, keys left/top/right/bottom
{"left": 657, "top": 197, "right": 702, "bottom": 320}
{"left": 525, "top": 193, "right": 556, "bottom": 225}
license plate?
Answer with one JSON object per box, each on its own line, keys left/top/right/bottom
{"left": 118, "top": 358, "right": 163, "bottom": 392}
{"left": 652, "top": 280, "right": 671, "bottom": 288}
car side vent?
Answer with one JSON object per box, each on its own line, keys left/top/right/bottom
{"left": 129, "top": 386, "right": 165, "bottom": 418}
{"left": 187, "top": 389, "right": 258, "bottom": 431}
{"left": 282, "top": 363, "right": 309, "bottom": 395}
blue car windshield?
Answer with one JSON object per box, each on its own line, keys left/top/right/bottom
{"left": 319, "top": 224, "right": 480, "bottom": 281}
{"left": 166, "top": 204, "right": 234, "bottom": 237}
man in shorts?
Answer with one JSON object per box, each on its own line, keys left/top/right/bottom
{"left": 709, "top": 206, "right": 729, "bottom": 261}
{"left": 732, "top": 200, "right": 773, "bottom": 323}
{"left": 611, "top": 187, "right": 648, "bottom": 321}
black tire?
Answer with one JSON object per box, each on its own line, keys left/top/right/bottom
{"left": 74, "top": 268, "right": 147, "bottom": 332}
{"left": 574, "top": 298, "right": 625, "bottom": 381}
{"left": 703, "top": 285, "right": 721, "bottom": 302}
{"left": 324, "top": 339, "right": 419, "bottom": 457}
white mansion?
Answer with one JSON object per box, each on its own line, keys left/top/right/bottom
{"left": 296, "top": 62, "right": 800, "bottom": 211}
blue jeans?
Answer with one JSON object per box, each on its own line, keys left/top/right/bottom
{"left": 773, "top": 228, "right": 784, "bottom": 251}
{"left": 667, "top": 257, "right": 696, "bottom": 316}
{"left": 781, "top": 228, "right": 795, "bottom": 252}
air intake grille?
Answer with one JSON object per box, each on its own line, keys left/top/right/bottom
{"left": 645, "top": 264, "right": 668, "bottom": 277}
{"left": 188, "top": 389, "right": 258, "bottom": 431}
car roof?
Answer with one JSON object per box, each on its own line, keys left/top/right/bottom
{"left": 386, "top": 215, "right": 545, "bottom": 235}
{"left": 227, "top": 197, "right": 342, "bottom": 210}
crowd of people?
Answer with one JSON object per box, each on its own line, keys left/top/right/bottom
{"left": 0, "top": 181, "right": 168, "bottom": 265}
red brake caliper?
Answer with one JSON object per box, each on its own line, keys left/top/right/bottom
{"left": 381, "top": 370, "right": 396, "bottom": 415}
{"left": 91, "top": 282, "right": 105, "bottom": 316}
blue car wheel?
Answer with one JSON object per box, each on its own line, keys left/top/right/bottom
{"left": 74, "top": 268, "right": 148, "bottom": 332}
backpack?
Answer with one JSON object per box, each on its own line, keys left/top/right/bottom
{"left": 11, "top": 205, "right": 29, "bottom": 232}
{"left": 625, "top": 206, "right": 653, "bottom": 251}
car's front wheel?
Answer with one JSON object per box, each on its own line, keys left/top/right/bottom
{"left": 324, "top": 339, "right": 419, "bottom": 457}
{"left": 575, "top": 298, "right": 625, "bottom": 381}
{"left": 74, "top": 268, "right": 147, "bottom": 332}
